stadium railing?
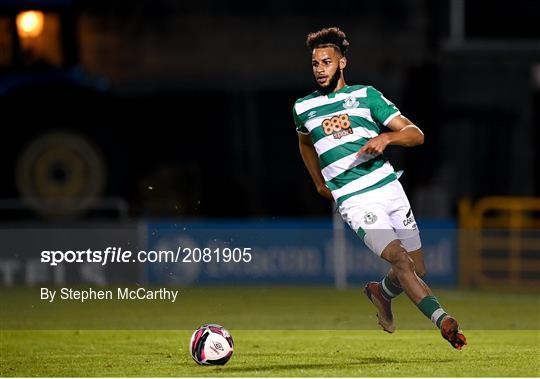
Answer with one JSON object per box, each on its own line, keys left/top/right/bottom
{"left": 459, "top": 197, "right": 540, "bottom": 289}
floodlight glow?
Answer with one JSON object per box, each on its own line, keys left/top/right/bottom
{"left": 16, "top": 11, "right": 44, "bottom": 38}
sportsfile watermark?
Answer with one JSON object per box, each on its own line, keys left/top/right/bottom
{"left": 0, "top": 223, "right": 460, "bottom": 290}
{"left": 2, "top": 223, "right": 535, "bottom": 330}
{"left": 40, "top": 246, "right": 253, "bottom": 266}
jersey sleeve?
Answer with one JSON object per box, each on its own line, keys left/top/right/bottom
{"left": 367, "top": 86, "right": 401, "bottom": 126}
{"left": 292, "top": 104, "right": 309, "bottom": 134}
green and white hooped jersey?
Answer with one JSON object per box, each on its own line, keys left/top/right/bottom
{"left": 293, "top": 85, "right": 400, "bottom": 205}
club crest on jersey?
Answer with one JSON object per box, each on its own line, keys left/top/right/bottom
{"left": 364, "top": 212, "right": 377, "bottom": 225}
{"left": 343, "top": 96, "right": 359, "bottom": 109}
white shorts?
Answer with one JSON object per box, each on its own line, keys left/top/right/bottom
{"left": 337, "top": 179, "right": 421, "bottom": 256}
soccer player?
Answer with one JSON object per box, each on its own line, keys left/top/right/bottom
{"left": 293, "top": 27, "right": 466, "bottom": 349}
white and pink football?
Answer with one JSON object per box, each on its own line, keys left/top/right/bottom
{"left": 189, "top": 323, "right": 234, "bottom": 365}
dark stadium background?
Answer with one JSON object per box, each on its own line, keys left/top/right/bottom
{"left": 1, "top": 0, "right": 538, "bottom": 221}
{"left": 1, "top": 6, "right": 540, "bottom": 375}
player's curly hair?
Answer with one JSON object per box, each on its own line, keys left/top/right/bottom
{"left": 306, "top": 27, "right": 349, "bottom": 55}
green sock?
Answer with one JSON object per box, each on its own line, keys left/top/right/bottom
{"left": 417, "top": 295, "right": 447, "bottom": 328}
{"left": 380, "top": 275, "right": 403, "bottom": 299}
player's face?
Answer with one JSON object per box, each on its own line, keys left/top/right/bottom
{"left": 311, "top": 47, "right": 344, "bottom": 93}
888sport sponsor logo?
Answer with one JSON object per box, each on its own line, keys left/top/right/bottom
{"left": 322, "top": 114, "right": 352, "bottom": 139}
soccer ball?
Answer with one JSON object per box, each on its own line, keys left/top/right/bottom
{"left": 189, "top": 323, "right": 234, "bottom": 365}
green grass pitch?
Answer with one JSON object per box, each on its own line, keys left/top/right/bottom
{"left": 1, "top": 287, "right": 539, "bottom": 377}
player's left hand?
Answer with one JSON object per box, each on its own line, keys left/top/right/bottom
{"left": 356, "top": 134, "right": 390, "bottom": 157}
